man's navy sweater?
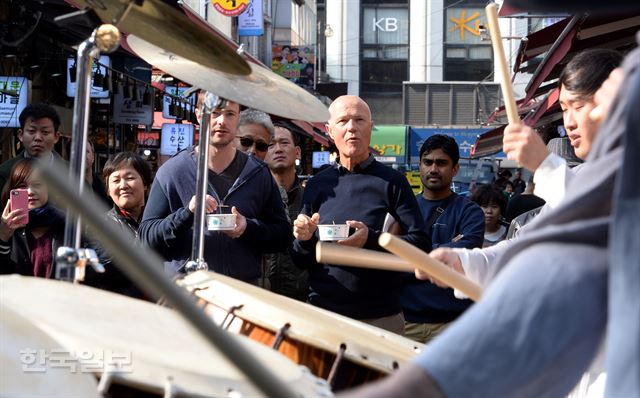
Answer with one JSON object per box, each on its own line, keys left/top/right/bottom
{"left": 401, "top": 193, "right": 485, "bottom": 323}
{"left": 139, "top": 148, "right": 291, "bottom": 280}
{"left": 291, "top": 158, "right": 430, "bottom": 319}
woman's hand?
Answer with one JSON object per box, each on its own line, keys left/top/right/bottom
{"left": 0, "top": 201, "right": 28, "bottom": 241}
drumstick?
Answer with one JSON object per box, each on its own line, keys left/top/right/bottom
{"left": 485, "top": 3, "right": 519, "bottom": 124}
{"left": 316, "top": 242, "right": 415, "bottom": 272}
{"left": 378, "top": 233, "right": 482, "bottom": 301}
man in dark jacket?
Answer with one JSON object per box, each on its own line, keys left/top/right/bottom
{"left": 291, "top": 95, "right": 430, "bottom": 334}
{"left": 139, "top": 99, "right": 291, "bottom": 282}
{"left": 0, "top": 103, "right": 63, "bottom": 191}
{"left": 400, "top": 134, "right": 484, "bottom": 343}
{"left": 264, "top": 124, "right": 308, "bottom": 300}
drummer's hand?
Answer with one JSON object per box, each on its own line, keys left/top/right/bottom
{"left": 293, "top": 212, "right": 320, "bottom": 241}
{"left": 188, "top": 194, "right": 217, "bottom": 214}
{"left": 338, "top": 220, "right": 368, "bottom": 248}
{"left": 222, "top": 206, "right": 247, "bottom": 239}
{"left": 592, "top": 67, "right": 624, "bottom": 122}
{"left": 503, "top": 122, "right": 548, "bottom": 172}
{"left": 0, "top": 201, "right": 27, "bottom": 242}
{"left": 415, "top": 248, "right": 464, "bottom": 288}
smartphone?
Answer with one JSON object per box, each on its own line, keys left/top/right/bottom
{"left": 10, "top": 188, "right": 29, "bottom": 224}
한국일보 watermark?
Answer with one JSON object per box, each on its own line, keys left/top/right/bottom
{"left": 19, "top": 348, "right": 133, "bottom": 373}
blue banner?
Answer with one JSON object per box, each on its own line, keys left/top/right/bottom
{"left": 409, "top": 127, "right": 505, "bottom": 164}
{"left": 239, "top": 0, "right": 263, "bottom": 36}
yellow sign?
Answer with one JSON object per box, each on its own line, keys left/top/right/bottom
{"left": 212, "top": 0, "right": 249, "bottom": 17}
{"left": 406, "top": 171, "right": 422, "bottom": 195}
{"left": 373, "top": 144, "right": 403, "bottom": 156}
{"left": 449, "top": 10, "right": 481, "bottom": 40}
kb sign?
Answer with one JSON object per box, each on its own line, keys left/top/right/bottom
{"left": 372, "top": 17, "right": 398, "bottom": 32}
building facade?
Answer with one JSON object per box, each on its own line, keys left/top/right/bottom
{"left": 324, "top": 0, "right": 529, "bottom": 124}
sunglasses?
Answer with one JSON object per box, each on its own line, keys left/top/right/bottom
{"left": 238, "top": 136, "right": 271, "bottom": 152}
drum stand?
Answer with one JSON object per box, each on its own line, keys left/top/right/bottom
{"left": 46, "top": 8, "right": 298, "bottom": 397}
{"left": 184, "top": 92, "right": 227, "bottom": 274}
{"left": 55, "top": 21, "right": 120, "bottom": 281}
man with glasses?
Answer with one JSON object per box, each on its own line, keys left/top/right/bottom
{"left": 236, "top": 109, "right": 274, "bottom": 161}
{"left": 140, "top": 98, "right": 291, "bottom": 284}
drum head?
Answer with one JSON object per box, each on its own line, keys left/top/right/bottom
{"left": 179, "top": 271, "right": 423, "bottom": 375}
{"left": 0, "top": 275, "right": 332, "bottom": 397}
{"left": 0, "top": 305, "right": 99, "bottom": 397}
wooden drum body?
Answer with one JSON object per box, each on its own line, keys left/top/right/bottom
{"left": 179, "top": 271, "right": 424, "bottom": 391}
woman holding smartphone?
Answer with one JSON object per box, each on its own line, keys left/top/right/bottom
{"left": 0, "top": 158, "right": 65, "bottom": 277}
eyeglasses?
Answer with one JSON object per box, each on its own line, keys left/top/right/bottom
{"left": 238, "top": 136, "right": 271, "bottom": 152}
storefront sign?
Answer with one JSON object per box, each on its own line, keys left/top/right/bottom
{"left": 67, "top": 56, "right": 110, "bottom": 98}
{"left": 0, "top": 76, "right": 29, "bottom": 128}
{"left": 271, "top": 45, "right": 315, "bottom": 89}
{"left": 212, "top": 0, "right": 249, "bottom": 17}
{"left": 409, "top": 127, "right": 501, "bottom": 164}
{"left": 446, "top": 8, "right": 486, "bottom": 44}
{"left": 371, "top": 125, "right": 406, "bottom": 164}
{"left": 312, "top": 151, "right": 330, "bottom": 168}
{"left": 113, "top": 84, "right": 153, "bottom": 125}
{"left": 239, "top": 0, "right": 263, "bottom": 36}
{"left": 363, "top": 8, "right": 408, "bottom": 45}
{"left": 162, "top": 86, "right": 196, "bottom": 120}
{"left": 160, "top": 123, "right": 194, "bottom": 155}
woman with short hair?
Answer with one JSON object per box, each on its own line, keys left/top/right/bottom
{"left": 84, "top": 152, "right": 152, "bottom": 298}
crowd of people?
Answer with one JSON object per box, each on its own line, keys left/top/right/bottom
{"left": 0, "top": 40, "right": 635, "bottom": 397}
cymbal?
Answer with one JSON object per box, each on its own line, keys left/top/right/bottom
{"left": 127, "top": 35, "right": 330, "bottom": 123}
{"left": 71, "top": 0, "right": 250, "bottom": 76}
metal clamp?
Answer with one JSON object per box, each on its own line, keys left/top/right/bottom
{"left": 271, "top": 323, "right": 291, "bottom": 350}
{"left": 220, "top": 305, "right": 244, "bottom": 330}
{"left": 327, "top": 343, "right": 347, "bottom": 389}
{"left": 55, "top": 246, "right": 105, "bottom": 282}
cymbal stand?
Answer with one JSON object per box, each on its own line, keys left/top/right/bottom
{"left": 184, "top": 92, "right": 227, "bottom": 273}
{"left": 55, "top": 23, "right": 120, "bottom": 281}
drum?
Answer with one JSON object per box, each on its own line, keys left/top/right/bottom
{"left": 1, "top": 305, "right": 100, "bottom": 397}
{"left": 0, "top": 275, "right": 332, "bottom": 398}
{"left": 178, "top": 271, "right": 424, "bottom": 391}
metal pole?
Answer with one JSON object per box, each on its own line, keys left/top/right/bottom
{"left": 314, "top": 22, "right": 319, "bottom": 91}
{"left": 185, "top": 93, "right": 219, "bottom": 273}
{"left": 59, "top": 31, "right": 99, "bottom": 280}
{"left": 38, "top": 159, "right": 300, "bottom": 398}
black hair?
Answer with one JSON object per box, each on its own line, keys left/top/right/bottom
{"left": 19, "top": 102, "right": 61, "bottom": 131}
{"left": 418, "top": 134, "right": 460, "bottom": 165}
{"left": 496, "top": 178, "right": 514, "bottom": 191}
{"left": 103, "top": 152, "right": 153, "bottom": 189}
{"left": 559, "top": 49, "right": 623, "bottom": 97}
{"left": 273, "top": 122, "right": 300, "bottom": 146}
{"left": 471, "top": 184, "right": 508, "bottom": 216}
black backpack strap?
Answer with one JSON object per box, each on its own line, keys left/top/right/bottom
{"left": 425, "top": 193, "right": 457, "bottom": 231}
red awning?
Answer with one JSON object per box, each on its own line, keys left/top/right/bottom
{"left": 290, "top": 120, "right": 332, "bottom": 147}
{"left": 474, "top": 11, "right": 640, "bottom": 157}
{"left": 471, "top": 125, "right": 506, "bottom": 158}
